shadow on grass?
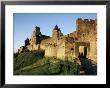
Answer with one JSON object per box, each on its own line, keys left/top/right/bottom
{"left": 79, "top": 57, "right": 97, "bottom": 75}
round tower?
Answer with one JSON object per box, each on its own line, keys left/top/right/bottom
{"left": 52, "top": 25, "right": 62, "bottom": 38}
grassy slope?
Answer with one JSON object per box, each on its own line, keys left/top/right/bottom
{"left": 14, "top": 50, "right": 44, "bottom": 70}
{"left": 14, "top": 51, "right": 79, "bottom": 75}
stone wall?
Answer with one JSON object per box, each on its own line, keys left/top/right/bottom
{"left": 26, "top": 44, "right": 40, "bottom": 51}
{"left": 76, "top": 18, "right": 97, "bottom": 62}
{"left": 65, "top": 37, "right": 75, "bottom": 61}
{"left": 68, "top": 31, "right": 77, "bottom": 39}
{"left": 57, "top": 37, "right": 65, "bottom": 60}
{"left": 45, "top": 44, "right": 57, "bottom": 57}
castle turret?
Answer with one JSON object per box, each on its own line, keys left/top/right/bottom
{"left": 25, "top": 37, "right": 29, "bottom": 46}
{"left": 52, "top": 25, "right": 62, "bottom": 38}
{"left": 30, "top": 26, "right": 41, "bottom": 45}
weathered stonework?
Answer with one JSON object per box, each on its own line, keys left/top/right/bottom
{"left": 18, "top": 18, "right": 97, "bottom": 63}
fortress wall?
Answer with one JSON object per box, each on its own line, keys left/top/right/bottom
{"left": 64, "top": 37, "right": 75, "bottom": 61}
{"left": 41, "top": 37, "right": 57, "bottom": 45}
{"left": 26, "top": 45, "right": 33, "bottom": 51}
{"left": 26, "top": 44, "right": 40, "bottom": 51}
{"left": 87, "top": 29, "right": 97, "bottom": 63}
{"left": 40, "top": 37, "right": 57, "bottom": 50}
{"left": 40, "top": 38, "right": 51, "bottom": 44}
{"left": 45, "top": 45, "right": 57, "bottom": 57}
{"left": 57, "top": 37, "right": 66, "bottom": 60}
{"left": 85, "top": 29, "right": 97, "bottom": 62}
{"left": 68, "top": 31, "right": 77, "bottom": 38}
{"left": 57, "top": 36, "right": 65, "bottom": 45}
{"left": 89, "top": 41, "right": 97, "bottom": 63}
{"left": 57, "top": 42, "right": 65, "bottom": 60}
{"left": 65, "top": 43, "right": 75, "bottom": 61}
{"left": 40, "top": 44, "right": 45, "bottom": 50}
{"left": 33, "top": 44, "right": 40, "bottom": 50}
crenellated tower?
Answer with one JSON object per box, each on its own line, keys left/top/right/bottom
{"left": 76, "top": 18, "right": 97, "bottom": 41}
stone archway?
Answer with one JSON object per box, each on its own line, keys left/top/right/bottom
{"left": 74, "top": 42, "right": 90, "bottom": 58}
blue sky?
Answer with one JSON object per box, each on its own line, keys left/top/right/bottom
{"left": 14, "top": 13, "right": 96, "bottom": 52}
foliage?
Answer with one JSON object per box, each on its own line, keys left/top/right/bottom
{"left": 14, "top": 51, "right": 79, "bottom": 75}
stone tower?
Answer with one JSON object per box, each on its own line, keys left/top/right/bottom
{"left": 76, "top": 18, "right": 97, "bottom": 62}
{"left": 52, "top": 25, "right": 62, "bottom": 38}
{"left": 25, "top": 37, "right": 29, "bottom": 46}
{"left": 30, "top": 26, "right": 41, "bottom": 45}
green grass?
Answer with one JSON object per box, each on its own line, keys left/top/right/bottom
{"left": 14, "top": 50, "right": 44, "bottom": 70}
{"left": 14, "top": 51, "right": 80, "bottom": 75}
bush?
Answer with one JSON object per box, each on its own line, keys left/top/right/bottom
{"left": 14, "top": 50, "right": 45, "bottom": 70}
{"left": 48, "top": 61, "right": 60, "bottom": 74}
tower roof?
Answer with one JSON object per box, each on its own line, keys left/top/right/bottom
{"left": 54, "top": 25, "right": 59, "bottom": 30}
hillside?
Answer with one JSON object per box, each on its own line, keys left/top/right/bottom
{"left": 14, "top": 50, "right": 80, "bottom": 75}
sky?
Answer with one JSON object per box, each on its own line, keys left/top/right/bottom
{"left": 14, "top": 13, "right": 96, "bottom": 52}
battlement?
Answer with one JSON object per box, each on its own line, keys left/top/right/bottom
{"left": 76, "top": 18, "right": 96, "bottom": 26}
{"left": 46, "top": 43, "right": 57, "bottom": 47}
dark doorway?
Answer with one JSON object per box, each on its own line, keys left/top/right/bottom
{"left": 84, "top": 47, "right": 87, "bottom": 58}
